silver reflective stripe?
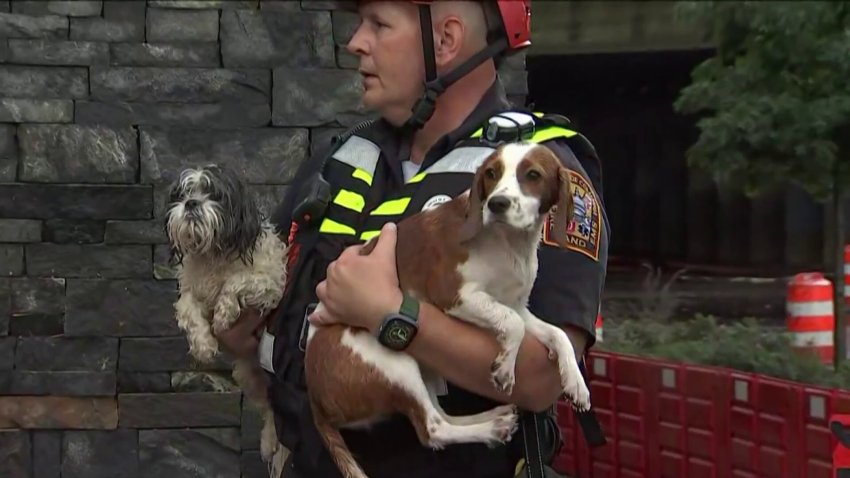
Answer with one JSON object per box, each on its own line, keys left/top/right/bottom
{"left": 258, "top": 330, "right": 275, "bottom": 373}
{"left": 422, "top": 146, "right": 495, "bottom": 175}
{"left": 332, "top": 136, "right": 380, "bottom": 175}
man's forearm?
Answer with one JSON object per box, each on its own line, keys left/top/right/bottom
{"left": 402, "top": 300, "right": 588, "bottom": 412}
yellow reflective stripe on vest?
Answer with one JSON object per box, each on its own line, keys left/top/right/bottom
{"left": 352, "top": 167, "right": 372, "bottom": 186}
{"left": 407, "top": 171, "right": 426, "bottom": 184}
{"left": 370, "top": 197, "right": 410, "bottom": 216}
{"left": 333, "top": 189, "right": 365, "bottom": 212}
{"left": 319, "top": 217, "right": 356, "bottom": 235}
{"left": 360, "top": 230, "right": 381, "bottom": 241}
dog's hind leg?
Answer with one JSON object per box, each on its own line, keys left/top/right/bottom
{"left": 338, "top": 329, "right": 519, "bottom": 450}
{"left": 447, "top": 286, "right": 526, "bottom": 395}
{"left": 174, "top": 291, "right": 219, "bottom": 364}
{"left": 521, "top": 310, "right": 590, "bottom": 411}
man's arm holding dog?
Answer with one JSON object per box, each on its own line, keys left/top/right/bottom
{"left": 310, "top": 222, "right": 591, "bottom": 413}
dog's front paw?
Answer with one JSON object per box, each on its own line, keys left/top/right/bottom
{"left": 489, "top": 354, "right": 516, "bottom": 395}
{"left": 560, "top": 358, "right": 591, "bottom": 412}
{"left": 189, "top": 333, "right": 220, "bottom": 364}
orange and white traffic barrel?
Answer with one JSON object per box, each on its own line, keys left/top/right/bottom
{"left": 787, "top": 272, "right": 834, "bottom": 364}
{"left": 595, "top": 314, "right": 603, "bottom": 343}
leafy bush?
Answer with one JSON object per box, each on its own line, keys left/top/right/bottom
{"left": 598, "top": 314, "right": 850, "bottom": 390}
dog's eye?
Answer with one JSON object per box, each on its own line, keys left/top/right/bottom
{"left": 526, "top": 170, "right": 541, "bottom": 181}
{"left": 485, "top": 168, "right": 497, "bottom": 180}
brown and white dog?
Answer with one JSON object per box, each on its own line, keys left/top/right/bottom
{"left": 304, "top": 142, "right": 592, "bottom": 478}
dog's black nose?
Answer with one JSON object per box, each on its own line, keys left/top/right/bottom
{"left": 487, "top": 196, "right": 511, "bottom": 214}
{"left": 185, "top": 199, "right": 200, "bottom": 210}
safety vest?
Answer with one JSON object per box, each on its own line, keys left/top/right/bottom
{"left": 314, "top": 113, "right": 588, "bottom": 245}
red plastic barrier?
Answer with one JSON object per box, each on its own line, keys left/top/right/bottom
{"left": 555, "top": 351, "right": 850, "bottom": 478}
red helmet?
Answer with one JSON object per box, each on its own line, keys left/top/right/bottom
{"left": 411, "top": 0, "right": 531, "bottom": 51}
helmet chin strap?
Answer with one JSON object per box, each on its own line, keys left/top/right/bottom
{"left": 401, "top": 3, "right": 509, "bottom": 134}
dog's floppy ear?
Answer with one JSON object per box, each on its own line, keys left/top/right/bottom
{"left": 549, "top": 167, "right": 574, "bottom": 248}
{"left": 459, "top": 163, "right": 487, "bottom": 242}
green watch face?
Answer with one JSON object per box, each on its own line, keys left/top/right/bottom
{"left": 380, "top": 317, "right": 417, "bottom": 351}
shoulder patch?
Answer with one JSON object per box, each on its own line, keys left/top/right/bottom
{"left": 542, "top": 170, "right": 601, "bottom": 261}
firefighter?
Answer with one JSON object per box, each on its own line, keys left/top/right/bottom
{"left": 217, "top": 1, "right": 609, "bottom": 477}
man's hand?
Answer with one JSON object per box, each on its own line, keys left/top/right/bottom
{"left": 309, "top": 222, "right": 403, "bottom": 333}
{"left": 215, "top": 307, "right": 267, "bottom": 360}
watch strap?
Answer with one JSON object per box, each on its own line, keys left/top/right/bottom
{"left": 399, "top": 291, "right": 420, "bottom": 321}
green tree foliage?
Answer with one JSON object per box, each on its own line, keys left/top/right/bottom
{"left": 673, "top": 1, "right": 850, "bottom": 198}
{"left": 673, "top": 1, "right": 850, "bottom": 365}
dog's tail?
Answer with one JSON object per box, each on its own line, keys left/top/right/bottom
{"left": 313, "top": 414, "right": 369, "bottom": 478}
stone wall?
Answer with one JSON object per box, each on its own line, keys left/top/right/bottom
{"left": 0, "top": 1, "right": 528, "bottom": 477}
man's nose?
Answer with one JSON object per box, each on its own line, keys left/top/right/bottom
{"left": 487, "top": 195, "right": 511, "bottom": 214}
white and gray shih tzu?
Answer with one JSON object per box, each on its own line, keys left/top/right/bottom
{"left": 165, "top": 164, "right": 290, "bottom": 472}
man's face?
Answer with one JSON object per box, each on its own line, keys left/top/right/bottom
{"left": 347, "top": 1, "right": 425, "bottom": 123}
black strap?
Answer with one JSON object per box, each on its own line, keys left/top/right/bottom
{"left": 520, "top": 411, "right": 547, "bottom": 478}
{"left": 575, "top": 359, "right": 607, "bottom": 447}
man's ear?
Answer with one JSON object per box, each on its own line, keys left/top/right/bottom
{"left": 550, "top": 167, "right": 574, "bottom": 248}
{"left": 433, "top": 15, "right": 464, "bottom": 67}
{"left": 459, "top": 166, "right": 486, "bottom": 242}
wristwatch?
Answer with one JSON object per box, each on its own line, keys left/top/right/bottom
{"left": 376, "top": 292, "right": 420, "bottom": 351}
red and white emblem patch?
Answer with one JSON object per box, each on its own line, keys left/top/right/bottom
{"left": 542, "top": 170, "right": 602, "bottom": 261}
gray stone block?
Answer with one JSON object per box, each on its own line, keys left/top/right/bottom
{"left": 140, "top": 127, "right": 308, "bottom": 185}
{"left": 0, "top": 336, "right": 13, "bottom": 368}
{"left": 147, "top": 8, "right": 219, "bottom": 42}
{"left": 119, "top": 392, "right": 241, "bottom": 428}
{"left": 259, "top": 0, "right": 300, "bottom": 12}
{"left": 18, "top": 124, "right": 138, "bottom": 184}
{"left": 105, "top": 220, "right": 168, "bottom": 244}
{"left": 153, "top": 244, "right": 177, "bottom": 280}
{"left": 331, "top": 10, "right": 358, "bottom": 46}
{"left": 70, "top": 0, "right": 145, "bottom": 42}
{"left": 9, "top": 277, "right": 64, "bottom": 335}
{"left": 91, "top": 67, "right": 270, "bottom": 104}
{"left": 61, "top": 430, "right": 138, "bottom": 478}
{"left": 0, "top": 219, "right": 41, "bottom": 242}
{"left": 43, "top": 219, "right": 105, "bottom": 244}
{"left": 15, "top": 337, "right": 118, "bottom": 371}
{"left": 139, "top": 428, "right": 240, "bottom": 478}
{"left": 65, "top": 279, "right": 179, "bottom": 337}
{"left": 26, "top": 244, "right": 151, "bottom": 279}
{"left": 0, "top": 430, "right": 31, "bottom": 478}
{"left": 0, "top": 12, "right": 67, "bottom": 39}
{"left": 12, "top": 1, "right": 102, "bottom": 17}
{"left": 7, "top": 39, "right": 109, "bottom": 65}
{"left": 150, "top": 0, "right": 259, "bottom": 8}
{"left": 0, "top": 65, "right": 87, "bottom": 99}
{"left": 76, "top": 101, "right": 272, "bottom": 129}
{"left": 241, "top": 451, "right": 267, "bottom": 478}
{"left": 272, "top": 67, "right": 367, "bottom": 126}
{"left": 32, "top": 431, "right": 61, "bottom": 478}
{"left": 240, "top": 399, "right": 261, "bottom": 450}
{"left": 119, "top": 337, "right": 232, "bottom": 372}
{"left": 335, "top": 44, "right": 358, "bottom": 69}
{"left": 0, "top": 125, "right": 15, "bottom": 182}
{"left": 1, "top": 245, "right": 23, "bottom": 276}
{"left": 7, "top": 371, "right": 115, "bottom": 396}
{"left": 0, "top": 279, "right": 9, "bottom": 335}
{"left": 0, "top": 99, "right": 73, "bottom": 123}
{"left": 117, "top": 372, "right": 171, "bottom": 393}
{"left": 70, "top": 17, "right": 142, "bottom": 42}
{"left": 171, "top": 371, "right": 237, "bottom": 393}
{"left": 301, "top": 1, "right": 351, "bottom": 10}
{"left": 0, "top": 184, "right": 153, "bottom": 220}
{"left": 221, "top": 9, "right": 334, "bottom": 68}
{"left": 0, "top": 1, "right": 8, "bottom": 13}
{"left": 250, "top": 184, "right": 289, "bottom": 218}
{"left": 110, "top": 42, "right": 220, "bottom": 68}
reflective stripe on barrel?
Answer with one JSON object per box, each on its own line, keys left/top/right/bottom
{"left": 786, "top": 272, "right": 834, "bottom": 364}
